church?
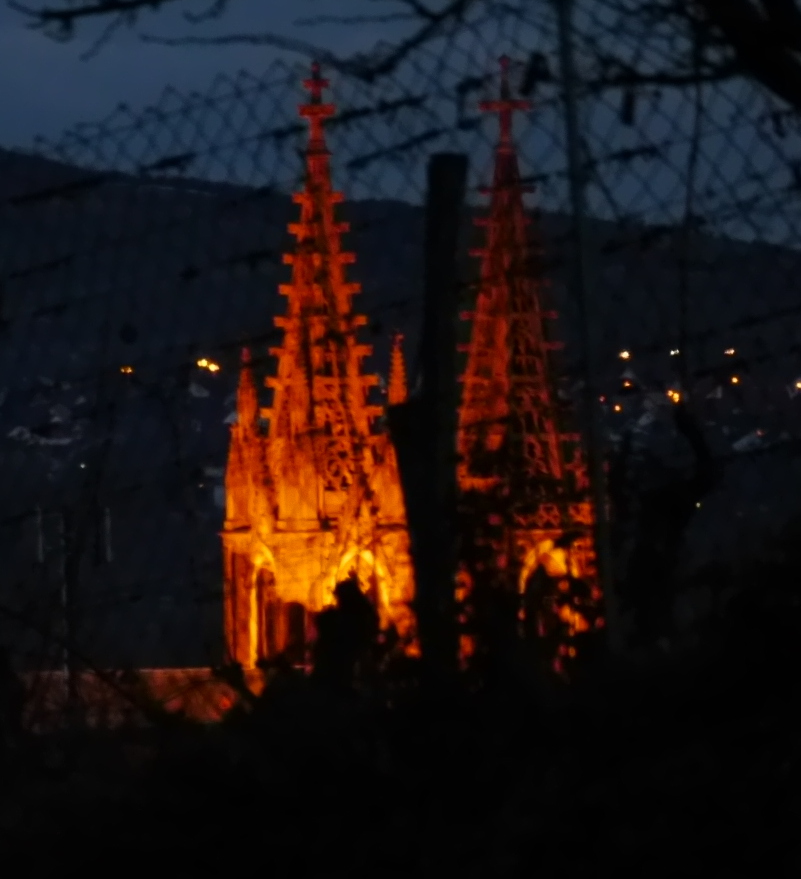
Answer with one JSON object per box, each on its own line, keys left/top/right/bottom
{"left": 221, "top": 58, "right": 602, "bottom": 674}
{"left": 221, "top": 63, "right": 416, "bottom": 670}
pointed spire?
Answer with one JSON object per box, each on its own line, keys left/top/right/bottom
{"left": 387, "top": 331, "right": 408, "bottom": 406}
{"left": 265, "top": 63, "right": 381, "bottom": 451}
{"left": 458, "top": 55, "right": 560, "bottom": 489}
{"left": 235, "top": 346, "right": 259, "bottom": 430}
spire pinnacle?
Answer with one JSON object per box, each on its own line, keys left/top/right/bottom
{"left": 303, "top": 61, "right": 328, "bottom": 103}
{"left": 235, "top": 346, "right": 258, "bottom": 429}
{"left": 300, "top": 61, "right": 335, "bottom": 152}
{"left": 387, "top": 331, "right": 408, "bottom": 406}
{"left": 480, "top": 55, "right": 531, "bottom": 148}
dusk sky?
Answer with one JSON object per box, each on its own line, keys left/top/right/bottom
{"left": 1, "top": 1, "right": 797, "bottom": 244}
{"left": 0, "top": 1, "right": 404, "bottom": 148}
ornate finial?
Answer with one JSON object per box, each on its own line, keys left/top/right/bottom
{"left": 300, "top": 61, "right": 335, "bottom": 150}
{"left": 479, "top": 56, "right": 531, "bottom": 147}
{"left": 303, "top": 61, "right": 329, "bottom": 104}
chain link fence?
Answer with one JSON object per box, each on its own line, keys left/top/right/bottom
{"left": 1, "top": 0, "right": 800, "bottom": 730}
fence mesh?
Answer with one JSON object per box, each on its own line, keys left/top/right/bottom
{"left": 1, "top": 0, "right": 801, "bottom": 730}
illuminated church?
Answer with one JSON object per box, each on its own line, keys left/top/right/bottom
{"left": 221, "top": 63, "right": 415, "bottom": 670}
{"left": 221, "top": 59, "right": 601, "bottom": 673}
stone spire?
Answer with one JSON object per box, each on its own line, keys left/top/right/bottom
{"left": 456, "top": 57, "right": 601, "bottom": 675}
{"left": 235, "top": 347, "right": 258, "bottom": 429}
{"left": 223, "top": 348, "right": 259, "bottom": 530}
{"left": 221, "top": 64, "right": 416, "bottom": 670}
{"left": 262, "top": 60, "right": 380, "bottom": 480}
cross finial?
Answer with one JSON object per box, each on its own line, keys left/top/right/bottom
{"left": 304, "top": 61, "right": 329, "bottom": 104}
{"left": 479, "top": 56, "right": 532, "bottom": 147}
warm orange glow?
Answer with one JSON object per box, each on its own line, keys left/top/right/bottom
{"left": 619, "top": 350, "right": 631, "bottom": 360}
{"left": 456, "top": 56, "right": 601, "bottom": 673}
{"left": 613, "top": 403, "right": 622, "bottom": 412}
{"left": 667, "top": 389, "right": 681, "bottom": 403}
{"left": 557, "top": 604, "right": 590, "bottom": 633}
{"left": 724, "top": 348, "right": 735, "bottom": 356}
{"left": 731, "top": 375, "right": 740, "bottom": 384}
{"left": 221, "top": 65, "right": 415, "bottom": 671}
{"left": 387, "top": 331, "right": 408, "bottom": 406}
{"left": 622, "top": 380, "right": 632, "bottom": 388}
{"left": 197, "top": 358, "right": 221, "bottom": 373}
{"left": 120, "top": 365, "right": 133, "bottom": 374}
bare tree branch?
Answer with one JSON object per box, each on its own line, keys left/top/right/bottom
{"left": 140, "top": 0, "right": 478, "bottom": 83}
{"left": 7, "top": 0, "right": 202, "bottom": 36}
{"left": 694, "top": 0, "right": 801, "bottom": 109}
{"left": 12, "top": 0, "right": 801, "bottom": 108}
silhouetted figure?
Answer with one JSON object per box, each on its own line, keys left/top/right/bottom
{"left": 522, "top": 564, "right": 551, "bottom": 643}
{"left": 334, "top": 577, "right": 380, "bottom": 677}
{"left": 612, "top": 401, "right": 719, "bottom": 646}
{"left": 311, "top": 578, "right": 379, "bottom": 689}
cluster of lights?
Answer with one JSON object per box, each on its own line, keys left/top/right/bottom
{"left": 667, "top": 389, "right": 681, "bottom": 403}
{"left": 616, "top": 346, "right": 737, "bottom": 360}
{"left": 122, "top": 359, "right": 221, "bottom": 376}
{"left": 121, "top": 359, "right": 221, "bottom": 377}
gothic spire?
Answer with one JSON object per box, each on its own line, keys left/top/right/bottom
{"left": 264, "top": 62, "right": 380, "bottom": 472}
{"left": 458, "top": 56, "right": 564, "bottom": 489}
{"left": 456, "top": 57, "right": 601, "bottom": 676}
{"left": 221, "top": 64, "right": 416, "bottom": 673}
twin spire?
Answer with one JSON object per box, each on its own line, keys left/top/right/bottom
{"left": 236, "top": 56, "right": 530, "bottom": 434}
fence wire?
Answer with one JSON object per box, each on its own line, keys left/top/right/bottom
{"left": 1, "top": 0, "right": 801, "bottom": 729}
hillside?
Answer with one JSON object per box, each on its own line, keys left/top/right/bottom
{"left": 1, "top": 147, "right": 800, "bottom": 668}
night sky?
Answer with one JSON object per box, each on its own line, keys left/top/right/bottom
{"left": 0, "top": 1, "right": 403, "bottom": 147}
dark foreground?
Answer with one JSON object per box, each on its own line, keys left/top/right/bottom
{"left": 1, "top": 640, "right": 798, "bottom": 877}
